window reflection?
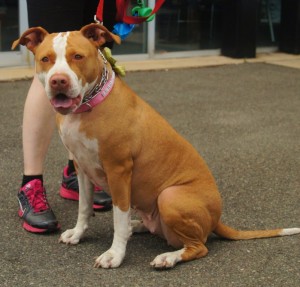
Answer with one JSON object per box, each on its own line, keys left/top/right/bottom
{"left": 155, "top": 0, "right": 222, "bottom": 53}
{"left": 114, "top": 0, "right": 147, "bottom": 55}
{"left": 0, "top": 0, "right": 19, "bottom": 52}
{"left": 257, "top": 0, "right": 281, "bottom": 46}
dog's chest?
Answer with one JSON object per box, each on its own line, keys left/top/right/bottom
{"left": 58, "top": 115, "right": 104, "bottom": 181}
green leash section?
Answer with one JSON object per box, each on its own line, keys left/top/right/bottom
{"left": 102, "top": 47, "right": 126, "bottom": 77}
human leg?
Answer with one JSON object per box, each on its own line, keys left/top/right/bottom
{"left": 18, "top": 75, "right": 59, "bottom": 233}
{"left": 60, "top": 153, "right": 112, "bottom": 211}
{"left": 18, "top": 1, "right": 115, "bottom": 233}
{"left": 23, "top": 75, "right": 56, "bottom": 176}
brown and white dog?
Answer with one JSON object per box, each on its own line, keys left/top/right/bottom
{"left": 13, "top": 24, "right": 300, "bottom": 269}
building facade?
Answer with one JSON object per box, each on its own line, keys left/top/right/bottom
{"left": 0, "top": 0, "right": 299, "bottom": 67}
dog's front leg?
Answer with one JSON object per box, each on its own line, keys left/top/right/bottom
{"left": 59, "top": 169, "right": 94, "bottom": 244}
{"left": 94, "top": 164, "right": 132, "bottom": 268}
{"left": 94, "top": 205, "right": 131, "bottom": 268}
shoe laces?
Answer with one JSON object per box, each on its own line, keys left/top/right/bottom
{"left": 24, "top": 180, "right": 50, "bottom": 213}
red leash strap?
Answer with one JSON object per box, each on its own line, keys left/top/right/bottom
{"left": 96, "top": 0, "right": 104, "bottom": 23}
{"left": 115, "top": 0, "right": 127, "bottom": 23}
{"left": 96, "top": 0, "right": 165, "bottom": 25}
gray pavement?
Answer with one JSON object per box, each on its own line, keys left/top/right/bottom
{"left": 0, "top": 63, "right": 299, "bottom": 287}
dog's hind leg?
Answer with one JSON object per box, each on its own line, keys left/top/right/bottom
{"left": 151, "top": 243, "right": 208, "bottom": 269}
{"left": 150, "top": 185, "right": 218, "bottom": 269}
{"left": 59, "top": 170, "right": 94, "bottom": 244}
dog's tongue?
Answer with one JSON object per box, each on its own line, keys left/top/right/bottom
{"left": 51, "top": 94, "right": 74, "bottom": 108}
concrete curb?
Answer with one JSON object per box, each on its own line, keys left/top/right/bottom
{"left": 1, "top": 52, "right": 300, "bottom": 82}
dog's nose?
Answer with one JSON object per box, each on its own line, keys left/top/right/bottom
{"left": 50, "top": 74, "right": 69, "bottom": 90}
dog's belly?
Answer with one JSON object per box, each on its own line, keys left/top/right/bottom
{"left": 135, "top": 207, "right": 161, "bottom": 235}
{"left": 135, "top": 207, "right": 182, "bottom": 248}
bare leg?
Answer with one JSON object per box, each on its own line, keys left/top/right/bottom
{"left": 17, "top": 75, "right": 59, "bottom": 233}
{"left": 23, "top": 75, "right": 56, "bottom": 175}
{"left": 68, "top": 151, "right": 74, "bottom": 161}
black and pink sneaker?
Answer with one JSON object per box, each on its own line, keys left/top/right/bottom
{"left": 17, "top": 179, "right": 60, "bottom": 233}
{"left": 60, "top": 166, "right": 112, "bottom": 211}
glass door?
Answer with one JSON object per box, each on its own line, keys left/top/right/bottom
{"left": 257, "top": 0, "right": 281, "bottom": 47}
{"left": 0, "top": 0, "right": 30, "bottom": 67}
{"left": 155, "top": 0, "right": 222, "bottom": 54}
{"left": 113, "top": 0, "right": 148, "bottom": 56}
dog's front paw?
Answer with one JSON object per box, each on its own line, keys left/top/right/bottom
{"left": 59, "top": 228, "right": 82, "bottom": 245}
{"left": 94, "top": 249, "right": 125, "bottom": 268}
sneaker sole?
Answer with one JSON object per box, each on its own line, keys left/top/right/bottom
{"left": 23, "top": 221, "right": 60, "bottom": 233}
{"left": 60, "top": 186, "right": 109, "bottom": 211}
{"left": 19, "top": 210, "right": 60, "bottom": 233}
{"left": 60, "top": 185, "right": 79, "bottom": 201}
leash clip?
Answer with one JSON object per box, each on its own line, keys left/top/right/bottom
{"left": 94, "top": 15, "right": 103, "bottom": 25}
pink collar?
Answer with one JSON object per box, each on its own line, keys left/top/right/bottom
{"left": 74, "top": 71, "right": 115, "bottom": 113}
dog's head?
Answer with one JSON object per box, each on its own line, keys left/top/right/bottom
{"left": 12, "top": 24, "right": 121, "bottom": 115}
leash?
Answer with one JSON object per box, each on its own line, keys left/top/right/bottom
{"left": 95, "top": 0, "right": 165, "bottom": 39}
{"left": 96, "top": 0, "right": 165, "bottom": 24}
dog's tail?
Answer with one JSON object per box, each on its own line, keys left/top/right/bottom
{"left": 213, "top": 221, "right": 300, "bottom": 240}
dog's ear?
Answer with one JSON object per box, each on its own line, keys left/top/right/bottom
{"left": 80, "top": 23, "right": 121, "bottom": 47}
{"left": 11, "top": 27, "right": 49, "bottom": 54}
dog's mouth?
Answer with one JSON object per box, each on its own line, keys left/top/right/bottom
{"left": 50, "top": 93, "right": 81, "bottom": 113}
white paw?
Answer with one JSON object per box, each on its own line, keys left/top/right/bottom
{"left": 94, "top": 249, "right": 125, "bottom": 268}
{"left": 131, "top": 220, "right": 148, "bottom": 233}
{"left": 59, "top": 228, "right": 82, "bottom": 245}
{"left": 150, "top": 250, "right": 184, "bottom": 269}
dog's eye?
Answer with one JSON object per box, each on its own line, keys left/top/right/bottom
{"left": 41, "top": 56, "right": 49, "bottom": 63}
{"left": 74, "top": 54, "right": 83, "bottom": 60}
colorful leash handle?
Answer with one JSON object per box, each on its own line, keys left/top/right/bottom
{"left": 96, "top": 0, "right": 165, "bottom": 24}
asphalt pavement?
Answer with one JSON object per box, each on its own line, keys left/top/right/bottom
{"left": 0, "top": 63, "right": 299, "bottom": 286}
